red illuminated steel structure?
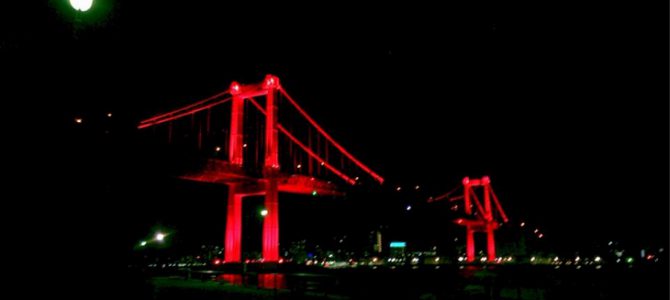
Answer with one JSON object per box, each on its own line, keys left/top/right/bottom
{"left": 430, "top": 176, "right": 508, "bottom": 263}
{"left": 225, "top": 75, "right": 282, "bottom": 262}
{"left": 138, "top": 75, "right": 384, "bottom": 263}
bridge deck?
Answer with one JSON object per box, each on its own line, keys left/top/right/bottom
{"left": 180, "top": 159, "right": 343, "bottom": 196}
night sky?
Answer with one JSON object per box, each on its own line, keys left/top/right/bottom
{"left": 5, "top": 0, "right": 668, "bottom": 272}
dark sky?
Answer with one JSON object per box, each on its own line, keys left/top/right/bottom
{"left": 5, "top": 0, "right": 668, "bottom": 263}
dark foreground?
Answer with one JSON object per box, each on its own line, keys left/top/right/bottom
{"left": 141, "top": 264, "right": 667, "bottom": 300}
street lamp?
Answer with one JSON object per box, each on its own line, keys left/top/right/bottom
{"left": 69, "top": 0, "right": 93, "bottom": 12}
{"left": 155, "top": 232, "right": 166, "bottom": 242}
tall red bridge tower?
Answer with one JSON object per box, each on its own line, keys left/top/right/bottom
{"left": 138, "top": 75, "right": 383, "bottom": 263}
{"left": 429, "top": 176, "right": 509, "bottom": 263}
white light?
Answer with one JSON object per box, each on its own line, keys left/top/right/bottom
{"left": 107, "top": 113, "right": 112, "bottom": 117}
{"left": 434, "top": 257, "right": 440, "bottom": 262}
{"left": 75, "top": 118, "right": 83, "bottom": 124}
{"left": 457, "top": 257, "right": 464, "bottom": 262}
{"left": 396, "top": 186, "right": 402, "bottom": 191}
{"left": 406, "top": 205, "right": 412, "bottom": 211}
{"left": 260, "top": 209, "right": 268, "bottom": 216}
{"left": 480, "top": 257, "right": 487, "bottom": 262}
{"left": 242, "top": 143, "right": 248, "bottom": 148}
{"left": 608, "top": 241, "right": 613, "bottom": 246}
{"left": 415, "top": 185, "right": 420, "bottom": 190}
{"left": 215, "top": 146, "right": 221, "bottom": 152}
{"left": 140, "top": 241, "right": 147, "bottom": 246}
{"left": 530, "top": 257, "right": 536, "bottom": 262}
{"left": 594, "top": 256, "right": 601, "bottom": 262}
{"left": 69, "top": 0, "right": 93, "bottom": 12}
{"left": 296, "top": 164, "right": 302, "bottom": 169}
{"left": 520, "top": 222, "right": 525, "bottom": 227}
{"left": 155, "top": 232, "right": 165, "bottom": 242}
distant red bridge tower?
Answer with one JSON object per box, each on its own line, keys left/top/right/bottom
{"left": 430, "top": 176, "right": 509, "bottom": 263}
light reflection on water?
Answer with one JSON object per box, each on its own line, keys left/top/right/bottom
{"left": 215, "top": 273, "right": 286, "bottom": 289}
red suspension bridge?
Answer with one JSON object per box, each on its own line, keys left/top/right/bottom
{"left": 138, "top": 74, "right": 509, "bottom": 264}
{"left": 138, "top": 75, "right": 383, "bottom": 263}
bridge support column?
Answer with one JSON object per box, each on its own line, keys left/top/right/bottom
{"left": 487, "top": 224, "right": 496, "bottom": 262}
{"left": 262, "top": 75, "right": 281, "bottom": 263}
{"left": 224, "top": 185, "right": 243, "bottom": 263}
{"left": 466, "top": 227, "right": 475, "bottom": 263}
{"left": 262, "top": 178, "right": 280, "bottom": 262}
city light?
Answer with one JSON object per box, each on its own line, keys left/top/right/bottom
{"left": 243, "top": 143, "right": 247, "bottom": 148}
{"left": 75, "top": 118, "right": 83, "bottom": 124}
{"left": 396, "top": 186, "right": 402, "bottom": 191}
{"left": 415, "top": 185, "right": 420, "bottom": 190}
{"left": 70, "top": 0, "right": 93, "bottom": 12}
{"left": 594, "top": 256, "right": 602, "bottom": 262}
{"left": 530, "top": 257, "right": 536, "bottom": 262}
{"left": 155, "top": 232, "right": 165, "bottom": 242}
{"left": 107, "top": 112, "right": 112, "bottom": 117}
{"left": 140, "top": 241, "right": 147, "bottom": 247}
{"left": 297, "top": 164, "right": 302, "bottom": 169}
{"left": 260, "top": 209, "right": 268, "bottom": 217}
{"left": 406, "top": 205, "right": 412, "bottom": 211}
{"left": 215, "top": 146, "right": 221, "bottom": 152}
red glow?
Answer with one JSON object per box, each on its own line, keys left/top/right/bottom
{"left": 213, "top": 259, "right": 221, "bottom": 265}
{"left": 138, "top": 97, "right": 231, "bottom": 129}
{"left": 455, "top": 176, "right": 509, "bottom": 263}
{"left": 262, "top": 179, "right": 280, "bottom": 262}
{"left": 278, "top": 258, "right": 284, "bottom": 264}
{"left": 258, "top": 274, "right": 286, "bottom": 289}
{"left": 263, "top": 74, "right": 280, "bottom": 89}
{"left": 138, "top": 89, "right": 230, "bottom": 129}
{"left": 230, "top": 81, "right": 241, "bottom": 95}
{"left": 224, "top": 190, "right": 243, "bottom": 263}
{"left": 247, "top": 98, "right": 356, "bottom": 185}
{"left": 538, "top": 233, "right": 544, "bottom": 238}
{"left": 279, "top": 87, "right": 384, "bottom": 184}
{"left": 229, "top": 95, "right": 245, "bottom": 166}
{"left": 264, "top": 81, "right": 279, "bottom": 170}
